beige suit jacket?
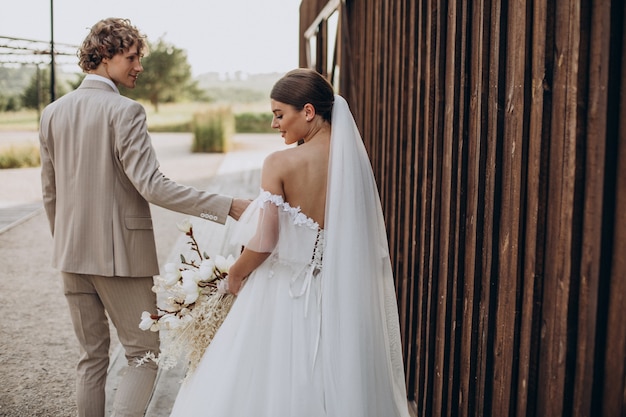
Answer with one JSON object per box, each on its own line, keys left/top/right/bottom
{"left": 39, "top": 79, "right": 232, "bottom": 277}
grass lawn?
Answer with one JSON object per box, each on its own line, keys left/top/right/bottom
{"left": 0, "top": 100, "right": 270, "bottom": 132}
{"left": 0, "top": 109, "right": 41, "bottom": 131}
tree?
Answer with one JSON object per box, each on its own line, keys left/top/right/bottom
{"left": 121, "top": 38, "right": 204, "bottom": 111}
{"left": 21, "top": 67, "right": 67, "bottom": 111}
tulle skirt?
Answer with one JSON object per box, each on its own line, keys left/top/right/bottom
{"left": 169, "top": 259, "right": 326, "bottom": 417}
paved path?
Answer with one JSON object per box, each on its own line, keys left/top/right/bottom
{"left": 0, "top": 131, "right": 284, "bottom": 416}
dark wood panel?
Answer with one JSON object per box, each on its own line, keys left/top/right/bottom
{"left": 601, "top": 3, "right": 626, "bottom": 415}
{"left": 492, "top": 0, "right": 528, "bottom": 414}
{"left": 572, "top": 1, "right": 610, "bottom": 416}
{"left": 299, "top": 0, "right": 626, "bottom": 415}
{"left": 517, "top": 0, "right": 552, "bottom": 416}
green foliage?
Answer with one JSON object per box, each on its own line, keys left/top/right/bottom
{"left": 192, "top": 108, "right": 234, "bottom": 153}
{"left": 196, "top": 72, "right": 281, "bottom": 104}
{"left": 0, "top": 144, "right": 40, "bottom": 169}
{"left": 5, "top": 96, "right": 21, "bottom": 111}
{"left": 235, "top": 112, "right": 275, "bottom": 133}
{"left": 21, "top": 68, "right": 68, "bottom": 110}
{"left": 0, "top": 103, "right": 272, "bottom": 134}
{"left": 121, "top": 38, "right": 202, "bottom": 111}
{"left": 0, "top": 94, "right": 22, "bottom": 112}
{"left": 148, "top": 120, "right": 193, "bottom": 132}
{"left": 205, "top": 87, "right": 267, "bottom": 104}
{"left": 21, "top": 71, "right": 48, "bottom": 110}
{"left": 68, "top": 73, "right": 85, "bottom": 90}
{"left": 0, "top": 65, "right": 36, "bottom": 96}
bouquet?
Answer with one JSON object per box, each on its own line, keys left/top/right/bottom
{"left": 138, "top": 218, "right": 236, "bottom": 375}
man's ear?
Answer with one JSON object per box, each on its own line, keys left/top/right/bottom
{"left": 99, "top": 46, "right": 110, "bottom": 64}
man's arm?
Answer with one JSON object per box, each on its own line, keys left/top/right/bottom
{"left": 39, "top": 117, "right": 56, "bottom": 235}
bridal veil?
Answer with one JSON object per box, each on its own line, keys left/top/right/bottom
{"left": 321, "top": 95, "right": 409, "bottom": 416}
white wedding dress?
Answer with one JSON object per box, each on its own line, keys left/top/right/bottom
{"left": 169, "top": 96, "right": 410, "bottom": 417}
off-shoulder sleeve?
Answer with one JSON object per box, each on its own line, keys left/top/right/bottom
{"left": 229, "top": 191, "right": 280, "bottom": 253}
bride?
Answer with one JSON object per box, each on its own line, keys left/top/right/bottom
{"left": 168, "top": 68, "right": 410, "bottom": 417}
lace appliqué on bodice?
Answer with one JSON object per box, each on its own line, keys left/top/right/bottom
{"left": 257, "top": 190, "right": 320, "bottom": 230}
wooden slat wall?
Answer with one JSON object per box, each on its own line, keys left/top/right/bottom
{"left": 299, "top": 0, "right": 626, "bottom": 416}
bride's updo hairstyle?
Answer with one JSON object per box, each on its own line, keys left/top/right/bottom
{"left": 270, "top": 68, "right": 335, "bottom": 123}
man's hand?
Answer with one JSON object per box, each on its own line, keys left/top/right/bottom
{"left": 228, "top": 198, "right": 251, "bottom": 221}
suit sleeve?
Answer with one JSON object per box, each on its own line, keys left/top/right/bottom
{"left": 39, "top": 111, "right": 57, "bottom": 235}
{"left": 114, "top": 102, "right": 233, "bottom": 224}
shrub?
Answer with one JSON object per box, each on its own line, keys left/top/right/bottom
{"left": 149, "top": 121, "right": 193, "bottom": 133}
{"left": 235, "top": 112, "right": 274, "bottom": 133}
{"left": 191, "top": 107, "right": 234, "bottom": 153}
{"left": 0, "top": 144, "right": 40, "bottom": 169}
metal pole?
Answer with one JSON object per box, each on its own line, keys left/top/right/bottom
{"left": 49, "top": 0, "right": 56, "bottom": 102}
{"left": 36, "top": 65, "right": 42, "bottom": 120}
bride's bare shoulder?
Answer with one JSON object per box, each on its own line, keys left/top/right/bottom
{"left": 263, "top": 147, "right": 304, "bottom": 169}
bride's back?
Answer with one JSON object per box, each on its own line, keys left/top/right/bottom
{"left": 267, "top": 137, "right": 330, "bottom": 229}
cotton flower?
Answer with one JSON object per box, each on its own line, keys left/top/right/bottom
{"left": 163, "top": 262, "right": 181, "bottom": 286}
{"left": 181, "top": 269, "right": 201, "bottom": 285}
{"left": 176, "top": 218, "right": 192, "bottom": 234}
{"left": 215, "top": 254, "right": 235, "bottom": 274}
{"left": 160, "top": 313, "right": 184, "bottom": 330}
{"left": 183, "top": 290, "right": 199, "bottom": 305}
{"left": 181, "top": 270, "right": 201, "bottom": 304}
{"left": 160, "top": 296, "right": 181, "bottom": 312}
{"left": 198, "top": 259, "right": 216, "bottom": 281}
{"left": 139, "top": 311, "right": 159, "bottom": 332}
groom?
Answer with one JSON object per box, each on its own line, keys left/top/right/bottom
{"left": 39, "top": 17, "right": 248, "bottom": 417}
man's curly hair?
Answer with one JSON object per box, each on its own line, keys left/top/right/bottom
{"left": 77, "top": 18, "right": 147, "bottom": 72}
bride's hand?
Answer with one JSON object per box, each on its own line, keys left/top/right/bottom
{"left": 227, "top": 275, "right": 245, "bottom": 295}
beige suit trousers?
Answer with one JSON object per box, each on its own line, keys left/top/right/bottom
{"left": 62, "top": 273, "right": 160, "bottom": 417}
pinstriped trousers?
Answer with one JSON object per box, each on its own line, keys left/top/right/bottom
{"left": 62, "top": 273, "right": 160, "bottom": 417}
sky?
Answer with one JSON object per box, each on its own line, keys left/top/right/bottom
{"left": 0, "top": 0, "right": 301, "bottom": 76}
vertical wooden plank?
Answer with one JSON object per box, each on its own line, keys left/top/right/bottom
{"left": 393, "top": 0, "right": 413, "bottom": 339}
{"left": 432, "top": 0, "right": 454, "bottom": 413}
{"left": 414, "top": 0, "right": 435, "bottom": 413}
{"left": 364, "top": 0, "right": 373, "bottom": 150}
{"left": 602, "top": 3, "right": 626, "bottom": 415}
{"left": 403, "top": 2, "right": 422, "bottom": 412}
{"left": 475, "top": 0, "right": 502, "bottom": 414}
{"left": 492, "top": 0, "right": 528, "bottom": 414}
{"left": 388, "top": 0, "right": 401, "bottom": 295}
{"left": 459, "top": 0, "right": 489, "bottom": 416}
{"left": 394, "top": 0, "right": 408, "bottom": 335}
{"left": 430, "top": 0, "right": 448, "bottom": 414}
{"left": 517, "top": 0, "right": 552, "bottom": 416}
{"left": 572, "top": 0, "right": 611, "bottom": 415}
{"left": 417, "top": 0, "right": 439, "bottom": 415}
{"left": 379, "top": 0, "right": 392, "bottom": 271}
{"left": 447, "top": 0, "right": 468, "bottom": 415}
{"left": 377, "top": 0, "right": 389, "bottom": 201}
{"left": 536, "top": 0, "right": 582, "bottom": 415}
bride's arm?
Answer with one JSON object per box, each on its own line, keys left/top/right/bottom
{"left": 227, "top": 249, "right": 270, "bottom": 295}
{"left": 228, "top": 154, "right": 284, "bottom": 295}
